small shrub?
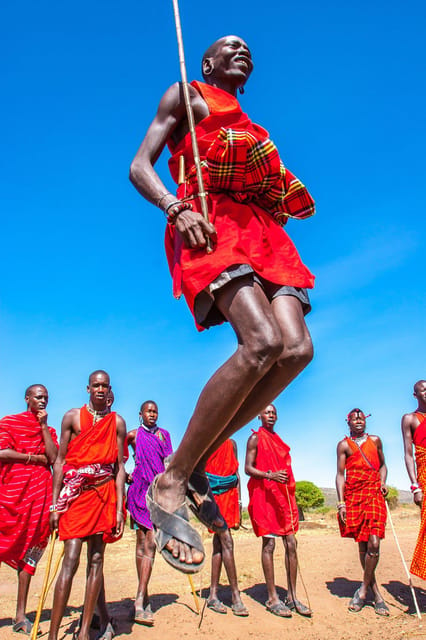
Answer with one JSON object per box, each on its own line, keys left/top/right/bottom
{"left": 295, "top": 481, "right": 325, "bottom": 510}
{"left": 385, "top": 485, "right": 399, "bottom": 510}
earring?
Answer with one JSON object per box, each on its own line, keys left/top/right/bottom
{"left": 239, "top": 86, "right": 245, "bottom": 95}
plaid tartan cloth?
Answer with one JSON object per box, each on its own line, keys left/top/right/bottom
{"left": 411, "top": 446, "right": 426, "bottom": 579}
{"left": 340, "top": 465, "right": 386, "bottom": 542}
{"left": 185, "top": 127, "right": 315, "bottom": 225}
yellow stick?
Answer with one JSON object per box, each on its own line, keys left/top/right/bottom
{"left": 188, "top": 575, "right": 200, "bottom": 614}
{"left": 30, "top": 530, "right": 57, "bottom": 640}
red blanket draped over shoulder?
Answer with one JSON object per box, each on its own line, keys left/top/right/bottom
{"left": 339, "top": 437, "right": 386, "bottom": 542}
{"left": 248, "top": 427, "right": 298, "bottom": 537}
{"left": 410, "top": 413, "right": 426, "bottom": 579}
{"left": 165, "top": 81, "right": 315, "bottom": 330}
{"left": 58, "top": 407, "right": 124, "bottom": 543}
{"left": 205, "top": 439, "right": 239, "bottom": 529}
{"left": 0, "top": 411, "right": 58, "bottom": 574}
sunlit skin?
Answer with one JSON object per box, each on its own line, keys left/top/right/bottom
{"left": 0, "top": 385, "right": 57, "bottom": 630}
{"left": 126, "top": 401, "right": 165, "bottom": 625}
{"left": 245, "top": 405, "right": 311, "bottom": 615}
{"left": 402, "top": 380, "right": 426, "bottom": 507}
{"left": 336, "top": 410, "right": 388, "bottom": 608}
{"left": 129, "top": 36, "right": 313, "bottom": 568}
{"left": 48, "top": 371, "right": 127, "bottom": 640}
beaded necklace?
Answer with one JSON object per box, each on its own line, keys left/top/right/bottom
{"left": 86, "top": 404, "right": 109, "bottom": 424}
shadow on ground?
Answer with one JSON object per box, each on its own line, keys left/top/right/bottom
{"left": 383, "top": 580, "right": 426, "bottom": 614}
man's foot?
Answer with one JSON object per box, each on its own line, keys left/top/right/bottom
{"left": 96, "top": 620, "right": 115, "bottom": 640}
{"left": 207, "top": 598, "right": 227, "bottom": 614}
{"left": 146, "top": 474, "right": 205, "bottom": 574}
{"left": 285, "top": 598, "right": 312, "bottom": 617}
{"left": 348, "top": 588, "right": 365, "bottom": 613}
{"left": 12, "top": 618, "right": 34, "bottom": 635}
{"left": 231, "top": 601, "right": 249, "bottom": 617}
{"left": 134, "top": 603, "right": 154, "bottom": 627}
{"left": 265, "top": 599, "right": 292, "bottom": 618}
{"left": 374, "top": 599, "right": 390, "bottom": 616}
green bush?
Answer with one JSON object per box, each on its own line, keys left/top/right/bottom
{"left": 295, "top": 481, "right": 325, "bottom": 510}
{"left": 385, "top": 485, "right": 399, "bottom": 510}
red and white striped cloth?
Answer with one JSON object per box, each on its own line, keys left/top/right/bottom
{"left": 0, "top": 411, "right": 58, "bottom": 574}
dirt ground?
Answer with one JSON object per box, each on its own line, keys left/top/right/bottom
{"left": 2, "top": 506, "right": 426, "bottom": 640}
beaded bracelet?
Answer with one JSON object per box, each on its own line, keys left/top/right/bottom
{"left": 413, "top": 488, "right": 422, "bottom": 495}
{"left": 411, "top": 483, "right": 420, "bottom": 492}
{"left": 165, "top": 200, "right": 193, "bottom": 225}
{"left": 156, "top": 192, "right": 173, "bottom": 209}
{"left": 337, "top": 502, "right": 345, "bottom": 510}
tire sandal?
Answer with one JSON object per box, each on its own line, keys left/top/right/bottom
{"left": 348, "top": 588, "right": 365, "bottom": 613}
{"left": 207, "top": 598, "right": 227, "bottom": 614}
{"left": 186, "top": 470, "right": 227, "bottom": 533}
{"left": 374, "top": 599, "right": 390, "bottom": 616}
{"left": 265, "top": 599, "right": 292, "bottom": 618}
{"left": 231, "top": 602, "right": 249, "bottom": 617}
{"left": 285, "top": 598, "right": 312, "bottom": 617}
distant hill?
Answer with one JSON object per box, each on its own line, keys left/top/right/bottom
{"left": 320, "top": 487, "right": 412, "bottom": 506}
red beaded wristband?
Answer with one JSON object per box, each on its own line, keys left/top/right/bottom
{"left": 165, "top": 201, "right": 193, "bottom": 225}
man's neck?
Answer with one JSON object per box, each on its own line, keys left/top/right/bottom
{"left": 416, "top": 405, "right": 426, "bottom": 415}
{"left": 205, "top": 78, "right": 238, "bottom": 97}
{"left": 142, "top": 422, "right": 157, "bottom": 431}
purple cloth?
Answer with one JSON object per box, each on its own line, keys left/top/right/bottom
{"left": 126, "top": 426, "right": 172, "bottom": 529}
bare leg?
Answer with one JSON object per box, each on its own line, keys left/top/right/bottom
{"left": 155, "top": 279, "right": 309, "bottom": 565}
{"left": 135, "top": 527, "right": 156, "bottom": 610}
{"left": 78, "top": 535, "right": 106, "bottom": 640}
{"left": 208, "top": 533, "right": 223, "bottom": 603}
{"left": 358, "top": 537, "right": 384, "bottom": 602}
{"left": 15, "top": 569, "right": 31, "bottom": 623}
{"left": 95, "top": 577, "right": 109, "bottom": 629}
{"left": 216, "top": 529, "right": 244, "bottom": 607}
{"left": 283, "top": 535, "right": 298, "bottom": 602}
{"left": 48, "top": 539, "right": 83, "bottom": 640}
{"left": 198, "top": 295, "right": 312, "bottom": 466}
{"left": 261, "top": 537, "right": 279, "bottom": 605}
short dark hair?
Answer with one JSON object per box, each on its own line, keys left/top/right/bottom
{"left": 140, "top": 400, "right": 158, "bottom": 413}
{"left": 25, "top": 384, "right": 47, "bottom": 398}
{"left": 88, "top": 370, "right": 110, "bottom": 385}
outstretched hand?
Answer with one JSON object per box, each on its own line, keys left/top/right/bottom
{"left": 175, "top": 208, "right": 216, "bottom": 249}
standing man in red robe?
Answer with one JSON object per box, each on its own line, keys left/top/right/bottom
{"left": 205, "top": 439, "right": 248, "bottom": 616}
{"left": 0, "top": 384, "right": 58, "bottom": 635}
{"left": 336, "top": 409, "right": 389, "bottom": 615}
{"left": 245, "top": 405, "right": 311, "bottom": 618}
{"left": 401, "top": 380, "right": 426, "bottom": 580}
{"left": 129, "top": 35, "right": 315, "bottom": 573}
{"left": 48, "top": 371, "right": 126, "bottom": 640}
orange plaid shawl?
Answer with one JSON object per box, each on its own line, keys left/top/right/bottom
{"left": 410, "top": 445, "right": 426, "bottom": 579}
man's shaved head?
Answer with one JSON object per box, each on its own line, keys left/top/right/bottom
{"left": 414, "top": 380, "right": 426, "bottom": 395}
{"left": 25, "top": 384, "right": 47, "bottom": 398}
{"left": 88, "top": 370, "right": 110, "bottom": 385}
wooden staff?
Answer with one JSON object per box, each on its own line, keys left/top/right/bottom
{"left": 385, "top": 501, "right": 422, "bottom": 622}
{"left": 30, "top": 530, "right": 60, "bottom": 640}
{"left": 171, "top": 0, "right": 212, "bottom": 253}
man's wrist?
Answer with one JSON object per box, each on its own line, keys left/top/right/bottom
{"left": 49, "top": 504, "right": 58, "bottom": 513}
{"left": 265, "top": 470, "right": 272, "bottom": 479}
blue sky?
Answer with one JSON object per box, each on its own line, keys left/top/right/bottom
{"left": 1, "top": 0, "right": 425, "bottom": 503}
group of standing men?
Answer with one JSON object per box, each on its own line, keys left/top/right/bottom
{"left": 1, "top": 375, "right": 426, "bottom": 636}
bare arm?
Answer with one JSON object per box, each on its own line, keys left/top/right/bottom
{"left": 114, "top": 415, "right": 127, "bottom": 536}
{"left": 0, "top": 449, "right": 47, "bottom": 465}
{"left": 129, "top": 83, "right": 216, "bottom": 248}
{"left": 370, "top": 435, "right": 388, "bottom": 493}
{"left": 336, "top": 440, "right": 348, "bottom": 524}
{"left": 50, "top": 409, "right": 77, "bottom": 530}
{"left": 402, "top": 413, "right": 422, "bottom": 506}
{"left": 245, "top": 434, "right": 288, "bottom": 483}
{"left": 37, "top": 410, "right": 58, "bottom": 465}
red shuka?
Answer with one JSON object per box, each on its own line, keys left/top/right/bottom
{"left": 410, "top": 414, "right": 426, "bottom": 579}
{"left": 165, "top": 81, "right": 315, "bottom": 330}
{"left": 0, "top": 411, "right": 58, "bottom": 575}
{"left": 58, "top": 407, "right": 124, "bottom": 543}
{"left": 248, "top": 427, "right": 298, "bottom": 537}
{"left": 339, "top": 437, "right": 386, "bottom": 542}
{"left": 205, "top": 439, "right": 239, "bottom": 529}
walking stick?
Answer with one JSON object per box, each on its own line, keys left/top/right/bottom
{"left": 30, "top": 530, "right": 59, "bottom": 640}
{"left": 187, "top": 575, "right": 200, "bottom": 614}
{"left": 385, "top": 501, "right": 422, "bottom": 622}
{"left": 171, "top": 0, "right": 212, "bottom": 253}
{"left": 285, "top": 484, "right": 312, "bottom": 615}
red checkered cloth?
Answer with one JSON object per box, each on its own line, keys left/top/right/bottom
{"left": 339, "top": 438, "right": 386, "bottom": 542}
{"left": 205, "top": 127, "right": 315, "bottom": 224}
{"left": 411, "top": 445, "right": 426, "bottom": 579}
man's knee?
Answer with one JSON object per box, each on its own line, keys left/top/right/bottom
{"left": 262, "top": 537, "right": 276, "bottom": 555}
{"left": 219, "top": 530, "right": 234, "bottom": 554}
{"left": 62, "top": 547, "right": 81, "bottom": 576}
{"left": 277, "top": 336, "right": 313, "bottom": 371}
{"left": 367, "top": 536, "right": 380, "bottom": 557}
{"left": 283, "top": 534, "right": 297, "bottom": 556}
{"left": 243, "top": 328, "right": 283, "bottom": 374}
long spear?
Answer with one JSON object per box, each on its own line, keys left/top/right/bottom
{"left": 171, "top": 0, "right": 212, "bottom": 253}
{"left": 385, "top": 501, "right": 422, "bottom": 622}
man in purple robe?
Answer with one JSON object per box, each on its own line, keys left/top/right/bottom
{"left": 126, "top": 401, "right": 172, "bottom": 626}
